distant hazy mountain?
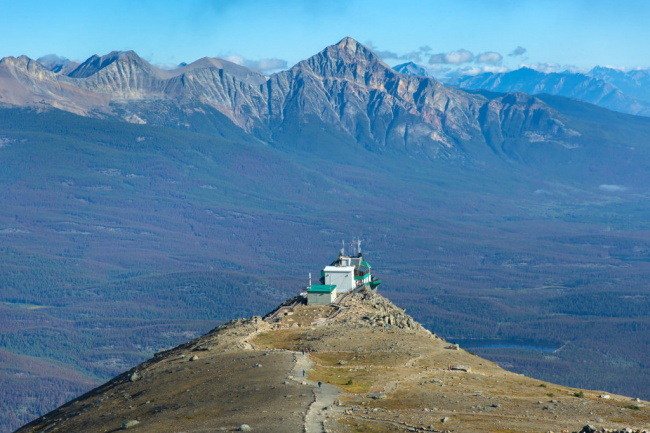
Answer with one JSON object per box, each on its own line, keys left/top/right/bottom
{"left": 393, "top": 61, "right": 428, "bottom": 77}
{"left": 36, "top": 54, "right": 79, "bottom": 75}
{"left": 588, "top": 66, "right": 650, "bottom": 103}
{"left": 448, "top": 67, "right": 650, "bottom": 117}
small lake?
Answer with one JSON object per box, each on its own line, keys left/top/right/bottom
{"left": 454, "top": 339, "right": 560, "bottom": 353}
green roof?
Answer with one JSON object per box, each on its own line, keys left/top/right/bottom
{"left": 308, "top": 284, "right": 337, "bottom": 293}
{"left": 361, "top": 261, "right": 371, "bottom": 268}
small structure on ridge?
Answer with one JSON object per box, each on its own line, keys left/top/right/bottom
{"left": 307, "top": 240, "right": 381, "bottom": 305}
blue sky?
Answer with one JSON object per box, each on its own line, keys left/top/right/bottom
{"left": 3, "top": 0, "right": 650, "bottom": 77}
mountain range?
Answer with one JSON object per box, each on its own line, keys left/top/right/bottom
{"left": 3, "top": 38, "right": 650, "bottom": 432}
{"left": 1, "top": 37, "right": 582, "bottom": 160}
{"left": 394, "top": 61, "right": 650, "bottom": 117}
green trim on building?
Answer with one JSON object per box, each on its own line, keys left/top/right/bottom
{"left": 369, "top": 280, "right": 382, "bottom": 289}
{"left": 361, "top": 261, "right": 371, "bottom": 268}
{"left": 354, "top": 274, "right": 369, "bottom": 280}
{"left": 308, "top": 284, "right": 337, "bottom": 293}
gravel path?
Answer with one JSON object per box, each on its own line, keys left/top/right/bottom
{"left": 290, "top": 352, "right": 342, "bottom": 433}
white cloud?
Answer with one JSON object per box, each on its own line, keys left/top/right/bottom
{"left": 476, "top": 51, "right": 503, "bottom": 65}
{"left": 602, "top": 65, "right": 628, "bottom": 71}
{"left": 520, "top": 62, "right": 584, "bottom": 74}
{"left": 520, "top": 62, "right": 563, "bottom": 73}
{"left": 156, "top": 62, "right": 183, "bottom": 70}
{"left": 374, "top": 49, "right": 423, "bottom": 62}
{"left": 406, "top": 52, "right": 423, "bottom": 62}
{"left": 224, "top": 55, "right": 287, "bottom": 72}
{"left": 254, "top": 58, "right": 288, "bottom": 70}
{"left": 509, "top": 46, "right": 527, "bottom": 57}
{"left": 429, "top": 49, "right": 474, "bottom": 65}
{"left": 224, "top": 55, "right": 245, "bottom": 65}
{"left": 419, "top": 64, "right": 453, "bottom": 79}
{"left": 427, "top": 64, "right": 452, "bottom": 73}
{"left": 599, "top": 184, "right": 627, "bottom": 192}
{"left": 452, "top": 65, "right": 509, "bottom": 77}
{"left": 374, "top": 49, "right": 400, "bottom": 59}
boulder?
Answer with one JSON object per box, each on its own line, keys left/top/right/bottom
{"left": 122, "top": 420, "right": 139, "bottom": 429}
{"left": 451, "top": 364, "right": 471, "bottom": 372}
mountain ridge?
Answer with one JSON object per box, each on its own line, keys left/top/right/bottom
{"left": 0, "top": 37, "right": 583, "bottom": 161}
{"left": 446, "top": 66, "right": 650, "bottom": 117}
{"left": 15, "top": 290, "right": 650, "bottom": 433}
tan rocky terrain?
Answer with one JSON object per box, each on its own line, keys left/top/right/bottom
{"left": 16, "top": 291, "right": 650, "bottom": 433}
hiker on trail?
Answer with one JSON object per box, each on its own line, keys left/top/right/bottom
{"left": 318, "top": 381, "right": 322, "bottom": 388}
{"left": 302, "top": 369, "right": 305, "bottom": 377}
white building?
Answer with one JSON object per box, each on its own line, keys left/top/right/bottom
{"left": 306, "top": 251, "right": 381, "bottom": 305}
{"left": 322, "top": 265, "right": 355, "bottom": 292}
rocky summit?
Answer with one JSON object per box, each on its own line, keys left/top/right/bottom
{"left": 16, "top": 291, "right": 650, "bottom": 433}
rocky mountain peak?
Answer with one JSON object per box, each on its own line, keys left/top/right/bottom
{"left": 0, "top": 55, "right": 53, "bottom": 77}
{"left": 68, "top": 50, "right": 155, "bottom": 78}
{"left": 171, "top": 56, "right": 267, "bottom": 85}
{"left": 293, "top": 36, "right": 393, "bottom": 82}
{"left": 328, "top": 36, "right": 389, "bottom": 67}
{"left": 334, "top": 36, "right": 368, "bottom": 56}
{"left": 393, "top": 61, "right": 429, "bottom": 77}
{"left": 0, "top": 55, "right": 34, "bottom": 67}
{"left": 36, "top": 54, "right": 79, "bottom": 75}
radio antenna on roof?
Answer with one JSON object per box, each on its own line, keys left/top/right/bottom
{"left": 341, "top": 240, "right": 345, "bottom": 256}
